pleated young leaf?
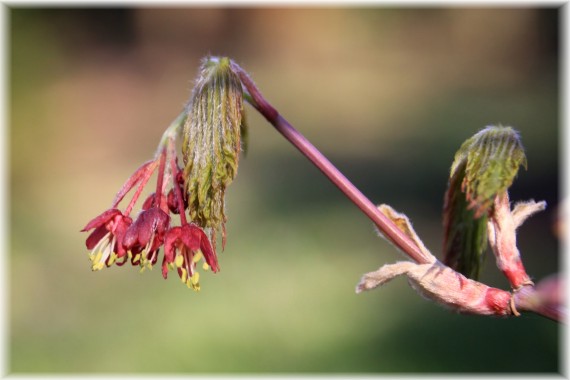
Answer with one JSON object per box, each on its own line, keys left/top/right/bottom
{"left": 443, "top": 160, "right": 489, "bottom": 279}
{"left": 182, "top": 57, "right": 247, "bottom": 248}
{"left": 443, "top": 126, "right": 527, "bottom": 279}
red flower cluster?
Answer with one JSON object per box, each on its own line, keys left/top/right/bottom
{"left": 82, "top": 145, "right": 219, "bottom": 290}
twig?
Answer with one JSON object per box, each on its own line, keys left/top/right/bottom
{"left": 232, "top": 61, "right": 434, "bottom": 265}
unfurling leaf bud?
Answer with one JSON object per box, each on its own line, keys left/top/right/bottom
{"left": 450, "top": 125, "right": 527, "bottom": 216}
{"left": 182, "top": 57, "right": 247, "bottom": 247}
{"left": 443, "top": 125, "right": 527, "bottom": 279}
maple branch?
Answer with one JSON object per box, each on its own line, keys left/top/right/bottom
{"left": 231, "top": 61, "right": 432, "bottom": 266}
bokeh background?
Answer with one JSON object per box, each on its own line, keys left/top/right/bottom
{"left": 9, "top": 6, "right": 560, "bottom": 373}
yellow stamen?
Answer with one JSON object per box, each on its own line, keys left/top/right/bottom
{"left": 191, "top": 272, "right": 200, "bottom": 285}
{"left": 108, "top": 252, "right": 117, "bottom": 266}
{"left": 192, "top": 251, "right": 203, "bottom": 263}
{"left": 92, "top": 261, "right": 105, "bottom": 271}
{"left": 202, "top": 262, "right": 210, "bottom": 271}
{"left": 180, "top": 268, "right": 188, "bottom": 283}
{"left": 147, "top": 250, "right": 157, "bottom": 269}
{"left": 89, "top": 232, "right": 111, "bottom": 262}
{"left": 93, "top": 251, "right": 103, "bottom": 265}
{"left": 175, "top": 255, "right": 184, "bottom": 268}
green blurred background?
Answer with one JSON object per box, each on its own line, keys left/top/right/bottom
{"left": 9, "top": 7, "right": 560, "bottom": 374}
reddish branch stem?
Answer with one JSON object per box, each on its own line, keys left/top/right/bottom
{"left": 169, "top": 140, "right": 188, "bottom": 225}
{"left": 513, "top": 276, "right": 565, "bottom": 322}
{"left": 272, "top": 114, "right": 433, "bottom": 265}
{"left": 233, "top": 63, "right": 430, "bottom": 265}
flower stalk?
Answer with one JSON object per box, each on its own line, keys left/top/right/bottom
{"left": 169, "top": 139, "right": 188, "bottom": 225}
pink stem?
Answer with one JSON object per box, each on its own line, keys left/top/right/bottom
{"left": 513, "top": 275, "right": 565, "bottom": 322}
{"left": 111, "top": 160, "right": 157, "bottom": 209}
{"left": 168, "top": 140, "right": 188, "bottom": 225}
{"left": 123, "top": 160, "right": 159, "bottom": 216}
{"left": 233, "top": 62, "right": 430, "bottom": 265}
{"left": 154, "top": 147, "right": 167, "bottom": 211}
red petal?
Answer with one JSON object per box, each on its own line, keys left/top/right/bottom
{"left": 163, "top": 227, "right": 181, "bottom": 264}
{"left": 179, "top": 225, "right": 201, "bottom": 252}
{"left": 112, "top": 216, "right": 132, "bottom": 256}
{"left": 161, "top": 259, "right": 169, "bottom": 279}
{"left": 85, "top": 225, "right": 108, "bottom": 249}
{"left": 142, "top": 193, "right": 156, "bottom": 210}
{"left": 198, "top": 229, "right": 219, "bottom": 273}
{"left": 122, "top": 224, "right": 138, "bottom": 249}
{"left": 124, "top": 208, "right": 170, "bottom": 250}
{"left": 81, "top": 209, "right": 121, "bottom": 232}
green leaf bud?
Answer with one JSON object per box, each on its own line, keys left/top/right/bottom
{"left": 182, "top": 56, "right": 247, "bottom": 248}
{"left": 443, "top": 125, "right": 526, "bottom": 279}
{"left": 450, "top": 125, "right": 527, "bottom": 217}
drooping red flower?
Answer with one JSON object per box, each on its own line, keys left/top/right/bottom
{"left": 123, "top": 207, "right": 170, "bottom": 269}
{"left": 81, "top": 209, "right": 133, "bottom": 270}
{"left": 82, "top": 114, "right": 224, "bottom": 289}
{"left": 162, "top": 223, "right": 219, "bottom": 290}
